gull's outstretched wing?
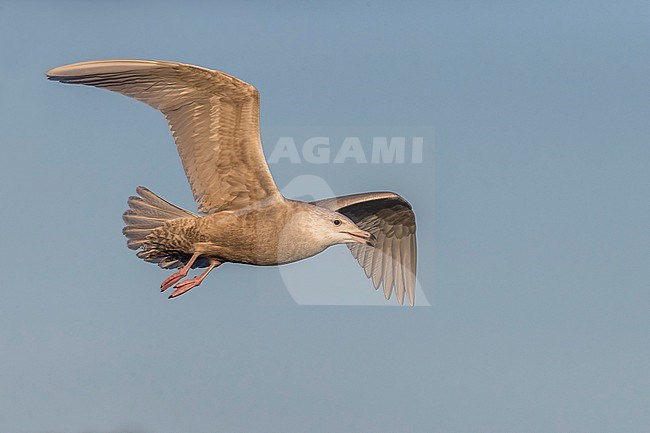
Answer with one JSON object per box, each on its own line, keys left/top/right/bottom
{"left": 312, "top": 192, "right": 417, "bottom": 306}
{"left": 47, "top": 59, "right": 280, "bottom": 213}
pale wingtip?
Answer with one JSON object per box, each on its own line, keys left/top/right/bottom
{"left": 45, "top": 63, "right": 83, "bottom": 79}
{"left": 45, "top": 59, "right": 165, "bottom": 80}
{"left": 45, "top": 66, "right": 61, "bottom": 80}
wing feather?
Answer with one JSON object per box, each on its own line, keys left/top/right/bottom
{"left": 312, "top": 192, "right": 417, "bottom": 306}
{"left": 372, "top": 234, "right": 386, "bottom": 291}
{"left": 47, "top": 59, "right": 280, "bottom": 213}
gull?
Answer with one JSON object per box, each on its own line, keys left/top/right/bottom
{"left": 46, "top": 60, "right": 418, "bottom": 305}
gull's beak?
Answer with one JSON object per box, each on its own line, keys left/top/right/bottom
{"left": 343, "top": 229, "right": 376, "bottom": 247}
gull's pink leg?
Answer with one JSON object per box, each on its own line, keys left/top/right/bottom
{"left": 168, "top": 261, "right": 220, "bottom": 299}
{"left": 160, "top": 252, "right": 201, "bottom": 292}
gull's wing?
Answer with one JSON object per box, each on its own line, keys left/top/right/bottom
{"left": 47, "top": 59, "right": 280, "bottom": 213}
{"left": 312, "top": 192, "right": 417, "bottom": 306}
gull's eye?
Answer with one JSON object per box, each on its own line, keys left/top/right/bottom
{"left": 333, "top": 219, "right": 342, "bottom": 226}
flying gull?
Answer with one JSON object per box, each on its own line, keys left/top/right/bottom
{"left": 46, "top": 60, "right": 418, "bottom": 305}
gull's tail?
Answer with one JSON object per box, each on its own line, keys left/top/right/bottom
{"left": 122, "top": 186, "right": 196, "bottom": 268}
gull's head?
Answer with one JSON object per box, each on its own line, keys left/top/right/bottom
{"left": 301, "top": 205, "right": 375, "bottom": 248}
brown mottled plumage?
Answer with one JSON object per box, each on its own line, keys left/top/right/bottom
{"left": 46, "top": 59, "right": 418, "bottom": 305}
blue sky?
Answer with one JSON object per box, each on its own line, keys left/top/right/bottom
{"left": 1, "top": 1, "right": 649, "bottom": 432}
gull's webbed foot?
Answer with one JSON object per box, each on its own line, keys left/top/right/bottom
{"left": 160, "top": 271, "right": 186, "bottom": 292}
{"left": 160, "top": 252, "right": 201, "bottom": 292}
{"left": 165, "top": 260, "right": 220, "bottom": 300}
{"left": 168, "top": 277, "right": 203, "bottom": 299}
